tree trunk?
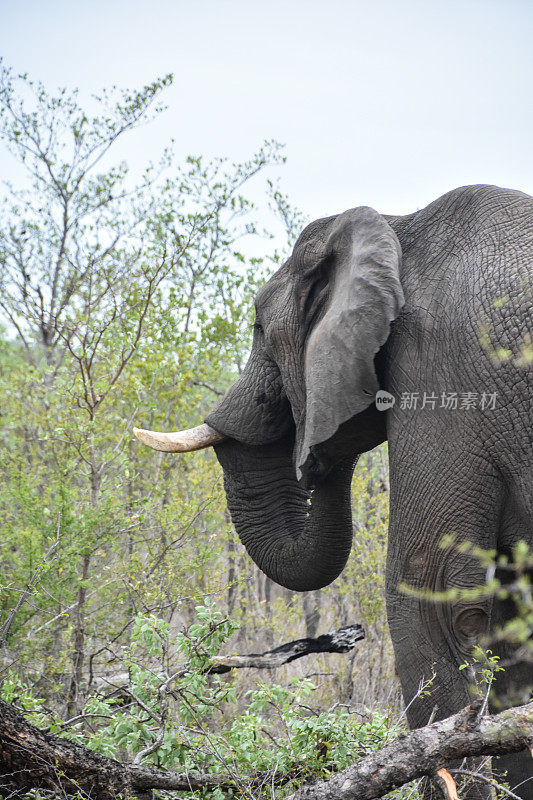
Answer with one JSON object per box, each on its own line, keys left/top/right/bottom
{"left": 303, "top": 590, "right": 322, "bottom": 638}
{"left": 66, "top": 553, "right": 90, "bottom": 716}
{"left": 226, "top": 525, "right": 237, "bottom": 616}
{"left": 67, "top": 455, "right": 100, "bottom": 715}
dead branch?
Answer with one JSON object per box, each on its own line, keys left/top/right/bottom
{"left": 207, "top": 624, "right": 365, "bottom": 673}
{"left": 284, "top": 700, "right": 533, "bottom": 800}
{"left": 91, "top": 624, "right": 365, "bottom": 693}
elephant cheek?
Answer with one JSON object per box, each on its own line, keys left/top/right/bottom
{"left": 206, "top": 361, "right": 294, "bottom": 446}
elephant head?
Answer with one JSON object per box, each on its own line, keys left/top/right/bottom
{"left": 135, "top": 207, "right": 404, "bottom": 591}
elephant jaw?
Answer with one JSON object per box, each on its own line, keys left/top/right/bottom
{"left": 133, "top": 420, "right": 358, "bottom": 592}
{"left": 132, "top": 423, "right": 226, "bottom": 453}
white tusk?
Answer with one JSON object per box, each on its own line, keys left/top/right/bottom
{"left": 133, "top": 423, "right": 226, "bottom": 453}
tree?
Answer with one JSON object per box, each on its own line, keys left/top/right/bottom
{"left": 0, "top": 62, "right": 288, "bottom": 714}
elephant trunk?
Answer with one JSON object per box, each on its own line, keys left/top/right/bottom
{"left": 214, "top": 434, "right": 357, "bottom": 592}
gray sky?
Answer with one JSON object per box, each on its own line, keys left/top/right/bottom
{"left": 1, "top": 0, "right": 532, "bottom": 221}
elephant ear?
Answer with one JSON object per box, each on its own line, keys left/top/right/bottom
{"left": 297, "top": 207, "right": 404, "bottom": 480}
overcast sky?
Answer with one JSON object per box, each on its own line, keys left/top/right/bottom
{"left": 1, "top": 0, "right": 532, "bottom": 222}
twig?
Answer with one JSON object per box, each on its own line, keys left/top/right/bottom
{"left": 450, "top": 768, "right": 525, "bottom": 800}
{"left": 191, "top": 380, "right": 224, "bottom": 396}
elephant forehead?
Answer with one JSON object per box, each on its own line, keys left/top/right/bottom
{"left": 289, "top": 215, "right": 338, "bottom": 273}
{"left": 256, "top": 266, "right": 293, "bottom": 311}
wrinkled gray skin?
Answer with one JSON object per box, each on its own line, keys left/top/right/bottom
{"left": 205, "top": 185, "right": 533, "bottom": 799}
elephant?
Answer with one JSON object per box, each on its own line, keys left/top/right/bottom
{"left": 134, "top": 184, "right": 533, "bottom": 798}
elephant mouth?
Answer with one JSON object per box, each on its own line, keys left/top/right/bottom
{"left": 131, "top": 419, "right": 322, "bottom": 489}
{"left": 132, "top": 406, "right": 364, "bottom": 592}
{"left": 132, "top": 406, "right": 377, "bottom": 491}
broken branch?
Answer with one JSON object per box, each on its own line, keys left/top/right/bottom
{"left": 207, "top": 624, "right": 365, "bottom": 673}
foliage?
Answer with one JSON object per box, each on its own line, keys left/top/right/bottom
{"left": 1, "top": 604, "right": 413, "bottom": 799}
{"left": 0, "top": 62, "right": 398, "bottom": 797}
